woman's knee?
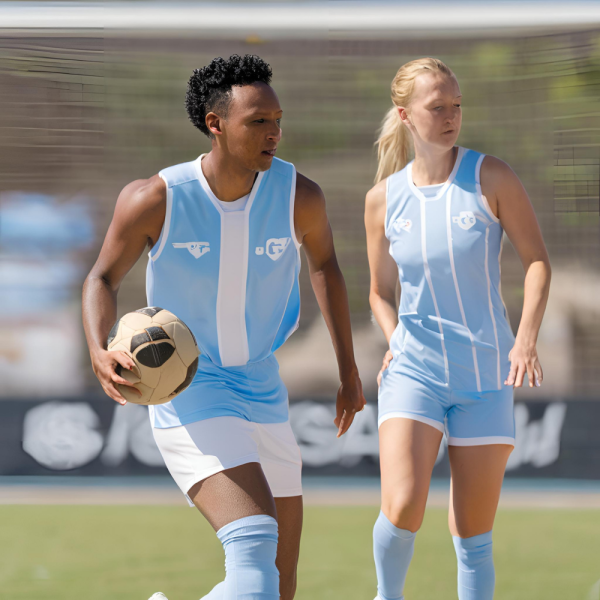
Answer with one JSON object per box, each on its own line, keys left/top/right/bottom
{"left": 451, "top": 523, "right": 493, "bottom": 539}
{"left": 382, "top": 497, "right": 426, "bottom": 532}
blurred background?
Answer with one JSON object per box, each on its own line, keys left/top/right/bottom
{"left": 0, "top": 2, "right": 599, "bottom": 598}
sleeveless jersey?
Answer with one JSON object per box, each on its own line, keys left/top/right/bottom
{"left": 146, "top": 155, "right": 301, "bottom": 428}
{"left": 385, "top": 146, "right": 515, "bottom": 392}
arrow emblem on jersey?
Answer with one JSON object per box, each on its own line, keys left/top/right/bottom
{"left": 172, "top": 241, "right": 210, "bottom": 259}
{"left": 452, "top": 211, "right": 476, "bottom": 230}
{"left": 393, "top": 218, "right": 412, "bottom": 233}
{"left": 265, "top": 237, "right": 291, "bottom": 261}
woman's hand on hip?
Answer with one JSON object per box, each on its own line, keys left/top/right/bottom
{"left": 377, "top": 349, "right": 394, "bottom": 387}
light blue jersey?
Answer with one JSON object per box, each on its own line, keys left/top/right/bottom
{"left": 385, "top": 146, "right": 515, "bottom": 392}
{"left": 146, "top": 155, "right": 301, "bottom": 428}
{"left": 378, "top": 146, "right": 516, "bottom": 446}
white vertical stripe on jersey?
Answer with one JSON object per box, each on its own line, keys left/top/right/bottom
{"left": 216, "top": 172, "right": 265, "bottom": 367}
{"left": 474, "top": 151, "right": 511, "bottom": 328}
{"left": 446, "top": 187, "right": 482, "bottom": 392}
{"left": 217, "top": 211, "right": 249, "bottom": 366}
{"left": 196, "top": 157, "right": 266, "bottom": 367}
{"left": 420, "top": 199, "right": 449, "bottom": 384}
{"left": 498, "top": 233, "right": 511, "bottom": 323}
{"left": 149, "top": 175, "right": 173, "bottom": 262}
{"left": 485, "top": 225, "right": 502, "bottom": 390}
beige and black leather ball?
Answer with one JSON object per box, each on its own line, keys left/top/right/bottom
{"left": 107, "top": 307, "right": 199, "bottom": 405}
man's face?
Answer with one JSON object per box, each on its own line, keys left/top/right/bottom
{"left": 213, "top": 82, "right": 283, "bottom": 172}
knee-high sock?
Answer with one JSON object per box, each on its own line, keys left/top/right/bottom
{"left": 373, "top": 510, "right": 416, "bottom": 600}
{"left": 200, "top": 515, "right": 279, "bottom": 600}
{"left": 452, "top": 531, "right": 495, "bottom": 600}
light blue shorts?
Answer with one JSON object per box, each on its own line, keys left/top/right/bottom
{"left": 378, "top": 364, "right": 515, "bottom": 446}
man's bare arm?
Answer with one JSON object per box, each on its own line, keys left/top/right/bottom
{"left": 294, "top": 173, "right": 366, "bottom": 437}
{"left": 82, "top": 174, "right": 166, "bottom": 404}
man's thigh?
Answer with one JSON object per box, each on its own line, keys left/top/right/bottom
{"left": 188, "top": 462, "right": 277, "bottom": 531}
{"left": 154, "top": 416, "right": 277, "bottom": 529}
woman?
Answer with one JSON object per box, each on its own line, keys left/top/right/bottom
{"left": 364, "top": 58, "right": 551, "bottom": 600}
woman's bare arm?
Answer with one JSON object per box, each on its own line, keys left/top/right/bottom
{"left": 481, "top": 156, "right": 552, "bottom": 388}
{"left": 364, "top": 179, "right": 400, "bottom": 384}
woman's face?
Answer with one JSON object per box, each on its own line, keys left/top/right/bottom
{"left": 400, "top": 72, "right": 462, "bottom": 151}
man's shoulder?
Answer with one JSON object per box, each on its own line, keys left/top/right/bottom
{"left": 295, "top": 171, "right": 325, "bottom": 211}
{"left": 116, "top": 174, "right": 166, "bottom": 223}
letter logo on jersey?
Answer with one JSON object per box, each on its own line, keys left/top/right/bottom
{"left": 256, "top": 237, "right": 291, "bottom": 261}
{"left": 172, "top": 241, "right": 210, "bottom": 259}
{"left": 393, "top": 218, "right": 412, "bottom": 233}
{"left": 452, "top": 211, "right": 476, "bottom": 230}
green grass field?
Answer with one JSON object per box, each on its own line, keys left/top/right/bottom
{"left": 1, "top": 505, "right": 598, "bottom": 600}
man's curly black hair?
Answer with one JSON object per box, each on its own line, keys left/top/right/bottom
{"left": 185, "top": 54, "right": 272, "bottom": 138}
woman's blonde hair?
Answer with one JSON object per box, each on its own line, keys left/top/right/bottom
{"left": 374, "top": 57, "right": 455, "bottom": 184}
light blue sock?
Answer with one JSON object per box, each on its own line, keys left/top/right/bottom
{"left": 452, "top": 531, "right": 495, "bottom": 600}
{"left": 373, "top": 510, "right": 416, "bottom": 600}
{"left": 201, "top": 515, "right": 279, "bottom": 600}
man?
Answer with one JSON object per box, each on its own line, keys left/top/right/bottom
{"left": 82, "top": 54, "right": 365, "bottom": 600}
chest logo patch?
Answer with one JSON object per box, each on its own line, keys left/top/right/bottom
{"left": 452, "top": 211, "right": 476, "bottom": 230}
{"left": 393, "top": 218, "right": 412, "bottom": 233}
{"left": 256, "top": 237, "right": 291, "bottom": 261}
{"left": 172, "top": 241, "right": 210, "bottom": 259}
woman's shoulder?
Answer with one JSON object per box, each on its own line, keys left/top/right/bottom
{"left": 479, "top": 152, "right": 516, "bottom": 182}
{"left": 365, "top": 178, "right": 388, "bottom": 213}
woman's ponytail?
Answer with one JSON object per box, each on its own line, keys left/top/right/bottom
{"left": 374, "top": 106, "right": 410, "bottom": 184}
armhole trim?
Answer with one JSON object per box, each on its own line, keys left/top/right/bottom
{"left": 289, "top": 166, "right": 301, "bottom": 250}
{"left": 384, "top": 175, "right": 391, "bottom": 236}
{"left": 475, "top": 154, "right": 500, "bottom": 224}
{"left": 149, "top": 173, "right": 173, "bottom": 262}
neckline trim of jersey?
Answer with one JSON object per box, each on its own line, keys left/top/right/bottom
{"left": 406, "top": 146, "right": 466, "bottom": 202}
{"left": 194, "top": 153, "right": 265, "bottom": 216}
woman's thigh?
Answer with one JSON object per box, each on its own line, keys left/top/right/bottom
{"left": 379, "top": 417, "right": 443, "bottom": 532}
{"left": 448, "top": 444, "right": 513, "bottom": 538}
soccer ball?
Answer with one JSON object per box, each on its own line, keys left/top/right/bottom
{"left": 106, "top": 307, "right": 199, "bottom": 405}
